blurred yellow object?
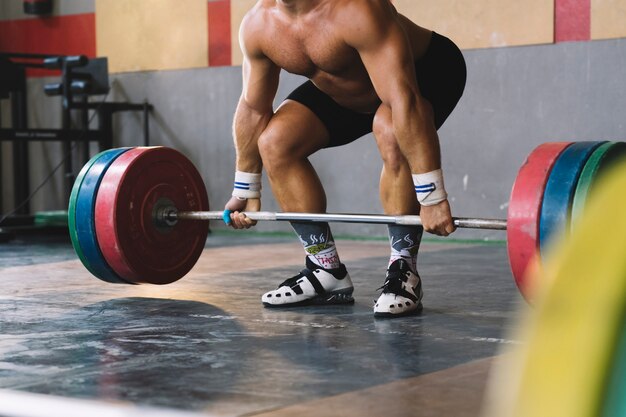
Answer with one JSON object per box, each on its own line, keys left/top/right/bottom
{"left": 482, "top": 160, "right": 626, "bottom": 417}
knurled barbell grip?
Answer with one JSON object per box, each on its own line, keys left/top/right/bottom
{"left": 166, "top": 210, "right": 508, "bottom": 230}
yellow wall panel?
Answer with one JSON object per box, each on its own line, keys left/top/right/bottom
{"left": 591, "top": 0, "right": 626, "bottom": 40}
{"left": 394, "top": 0, "right": 554, "bottom": 49}
{"left": 96, "top": 0, "right": 208, "bottom": 73}
{"left": 231, "top": 0, "right": 257, "bottom": 66}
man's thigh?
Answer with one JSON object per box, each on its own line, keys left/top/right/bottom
{"left": 265, "top": 99, "right": 332, "bottom": 159}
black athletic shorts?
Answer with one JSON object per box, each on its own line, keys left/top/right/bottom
{"left": 284, "top": 32, "right": 467, "bottom": 148}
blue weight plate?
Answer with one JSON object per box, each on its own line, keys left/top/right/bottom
{"left": 69, "top": 150, "right": 106, "bottom": 277}
{"left": 75, "top": 148, "right": 133, "bottom": 284}
{"left": 539, "top": 141, "right": 605, "bottom": 253}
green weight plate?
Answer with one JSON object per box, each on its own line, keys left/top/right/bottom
{"left": 68, "top": 151, "right": 108, "bottom": 276}
{"left": 571, "top": 142, "right": 626, "bottom": 230}
{"left": 602, "top": 307, "right": 626, "bottom": 417}
{"left": 35, "top": 210, "right": 68, "bottom": 227}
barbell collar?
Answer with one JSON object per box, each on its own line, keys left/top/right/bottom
{"left": 166, "top": 210, "right": 507, "bottom": 230}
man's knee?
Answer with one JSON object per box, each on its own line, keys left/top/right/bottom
{"left": 258, "top": 126, "right": 301, "bottom": 172}
{"left": 258, "top": 129, "right": 282, "bottom": 169}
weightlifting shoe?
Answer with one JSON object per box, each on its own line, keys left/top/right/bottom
{"left": 374, "top": 259, "right": 423, "bottom": 318}
{"left": 262, "top": 257, "right": 354, "bottom": 307}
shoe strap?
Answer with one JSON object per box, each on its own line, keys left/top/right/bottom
{"left": 301, "top": 269, "right": 326, "bottom": 295}
{"left": 278, "top": 273, "right": 303, "bottom": 289}
{"left": 278, "top": 268, "right": 326, "bottom": 296}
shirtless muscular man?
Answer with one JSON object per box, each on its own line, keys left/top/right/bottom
{"left": 224, "top": 0, "right": 466, "bottom": 317}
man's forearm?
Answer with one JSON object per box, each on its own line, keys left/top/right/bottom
{"left": 233, "top": 99, "right": 273, "bottom": 173}
{"left": 391, "top": 96, "right": 442, "bottom": 175}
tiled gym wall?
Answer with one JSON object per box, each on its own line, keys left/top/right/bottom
{"left": 1, "top": 0, "right": 626, "bottom": 74}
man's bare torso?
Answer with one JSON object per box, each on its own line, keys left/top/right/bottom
{"left": 245, "top": 0, "right": 433, "bottom": 113}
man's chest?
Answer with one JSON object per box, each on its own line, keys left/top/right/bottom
{"left": 261, "top": 23, "right": 362, "bottom": 77}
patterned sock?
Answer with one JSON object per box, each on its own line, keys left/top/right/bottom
{"left": 290, "top": 221, "right": 341, "bottom": 270}
{"left": 387, "top": 224, "right": 423, "bottom": 273}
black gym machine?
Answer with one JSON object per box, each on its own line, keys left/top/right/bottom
{"left": 0, "top": 52, "right": 153, "bottom": 236}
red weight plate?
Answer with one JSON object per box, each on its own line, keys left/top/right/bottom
{"left": 95, "top": 147, "right": 209, "bottom": 284}
{"left": 507, "top": 142, "right": 572, "bottom": 300}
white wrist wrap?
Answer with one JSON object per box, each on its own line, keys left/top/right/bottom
{"left": 232, "top": 171, "right": 262, "bottom": 199}
{"left": 412, "top": 169, "right": 448, "bottom": 206}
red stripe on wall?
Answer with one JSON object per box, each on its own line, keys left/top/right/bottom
{"left": 555, "top": 0, "right": 591, "bottom": 42}
{"left": 0, "top": 13, "right": 96, "bottom": 77}
{"left": 208, "top": 0, "right": 232, "bottom": 67}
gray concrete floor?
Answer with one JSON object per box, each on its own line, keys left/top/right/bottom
{"left": 0, "top": 232, "right": 523, "bottom": 416}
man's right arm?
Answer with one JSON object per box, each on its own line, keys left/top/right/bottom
{"left": 226, "top": 14, "right": 280, "bottom": 228}
{"left": 233, "top": 34, "right": 279, "bottom": 172}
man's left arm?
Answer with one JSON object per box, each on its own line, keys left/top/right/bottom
{"left": 341, "top": 1, "right": 455, "bottom": 236}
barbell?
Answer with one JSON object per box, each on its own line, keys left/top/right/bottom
{"left": 68, "top": 141, "right": 626, "bottom": 300}
{"left": 163, "top": 210, "right": 508, "bottom": 229}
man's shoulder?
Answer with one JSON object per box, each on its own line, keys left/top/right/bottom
{"left": 330, "top": 0, "right": 394, "bottom": 17}
{"left": 329, "top": 0, "right": 397, "bottom": 44}
{"left": 242, "top": 0, "right": 277, "bottom": 31}
{"left": 240, "top": 1, "right": 273, "bottom": 56}
{"left": 241, "top": 1, "right": 267, "bottom": 27}
{"left": 329, "top": 0, "right": 396, "bottom": 31}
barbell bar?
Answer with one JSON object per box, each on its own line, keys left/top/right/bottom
{"left": 162, "top": 210, "right": 509, "bottom": 230}
{"left": 69, "top": 142, "right": 626, "bottom": 300}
